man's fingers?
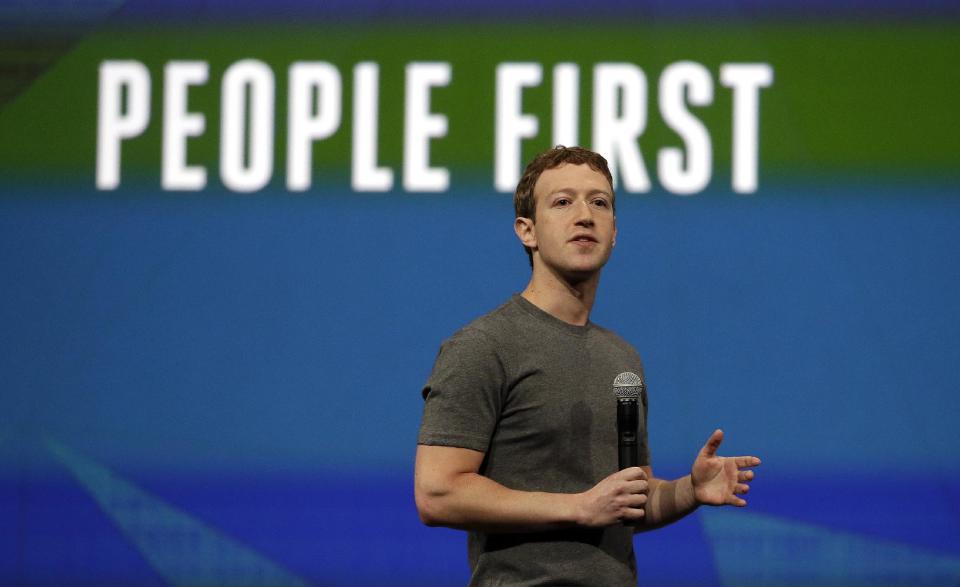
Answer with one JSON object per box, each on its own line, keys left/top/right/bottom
{"left": 622, "top": 492, "right": 647, "bottom": 517}
{"left": 617, "top": 467, "right": 647, "bottom": 481}
{"left": 701, "top": 428, "right": 724, "bottom": 457}
{"left": 624, "top": 492, "right": 648, "bottom": 508}
{"left": 624, "top": 479, "right": 649, "bottom": 495}
{"left": 727, "top": 484, "right": 749, "bottom": 507}
{"left": 734, "top": 456, "right": 761, "bottom": 468}
{"left": 737, "top": 470, "right": 754, "bottom": 482}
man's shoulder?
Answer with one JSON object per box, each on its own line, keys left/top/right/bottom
{"left": 446, "top": 296, "right": 527, "bottom": 346}
{"left": 590, "top": 322, "right": 633, "bottom": 346}
{"left": 590, "top": 322, "right": 644, "bottom": 360}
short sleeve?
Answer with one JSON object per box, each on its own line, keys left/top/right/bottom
{"left": 418, "top": 329, "right": 506, "bottom": 453}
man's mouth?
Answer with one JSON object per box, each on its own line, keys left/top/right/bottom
{"left": 569, "top": 234, "right": 599, "bottom": 244}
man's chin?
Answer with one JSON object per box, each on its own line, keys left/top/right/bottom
{"left": 559, "top": 262, "right": 606, "bottom": 283}
{"left": 535, "top": 253, "right": 610, "bottom": 283}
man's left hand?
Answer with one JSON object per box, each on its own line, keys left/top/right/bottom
{"left": 690, "top": 429, "right": 760, "bottom": 507}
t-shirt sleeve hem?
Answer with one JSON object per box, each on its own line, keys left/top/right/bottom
{"left": 417, "top": 432, "right": 490, "bottom": 454}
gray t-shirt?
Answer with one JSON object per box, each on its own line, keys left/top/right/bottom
{"left": 419, "top": 295, "right": 650, "bottom": 586}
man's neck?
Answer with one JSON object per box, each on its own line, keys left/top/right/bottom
{"left": 520, "top": 266, "right": 600, "bottom": 327}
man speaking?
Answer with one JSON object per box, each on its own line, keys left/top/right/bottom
{"left": 415, "top": 146, "right": 760, "bottom": 585}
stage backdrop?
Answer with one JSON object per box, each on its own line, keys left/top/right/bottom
{"left": 1, "top": 1, "right": 959, "bottom": 585}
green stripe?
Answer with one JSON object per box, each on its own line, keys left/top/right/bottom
{"left": 0, "top": 22, "right": 956, "bottom": 185}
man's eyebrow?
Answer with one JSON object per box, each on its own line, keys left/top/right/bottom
{"left": 550, "top": 188, "right": 612, "bottom": 197}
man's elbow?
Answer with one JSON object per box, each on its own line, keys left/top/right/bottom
{"left": 415, "top": 491, "right": 441, "bottom": 527}
{"left": 416, "top": 497, "right": 442, "bottom": 527}
{"left": 415, "top": 482, "right": 451, "bottom": 527}
{"left": 415, "top": 470, "right": 479, "bottom": 528}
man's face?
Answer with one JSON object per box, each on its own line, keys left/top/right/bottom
{"left": 518, "top": 163, "right": 617, "bottom": 280}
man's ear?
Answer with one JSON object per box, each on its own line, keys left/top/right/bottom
{"left": 514, "top": 217, "right": 537, "bottom": 249}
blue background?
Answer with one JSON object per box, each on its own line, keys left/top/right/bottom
{"left": 3, "top": 183, "right": 959, "bottom": 585}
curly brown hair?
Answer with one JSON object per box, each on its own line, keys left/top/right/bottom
{"left": 513, "top": 146, "right": 615, "bottom": 266}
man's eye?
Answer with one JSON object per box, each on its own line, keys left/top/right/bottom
{"left": 592, "top": 199, "right": 609, "bottom": 207}
{"left": 555, "top": 198, "right": 570, "bottom": 206}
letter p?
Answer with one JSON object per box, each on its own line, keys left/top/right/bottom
{"left": 96, "top": 60, "right": 150, "bottom": 190}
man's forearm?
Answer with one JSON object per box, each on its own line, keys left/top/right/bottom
{"left": 638, "top": 475, "right": 700, "bottom": 531}
{"left": 416, "top": 445, "right": 650, "bottom": 532}
{"left": 417, "top": 471, "right": 583, "bottom": 533}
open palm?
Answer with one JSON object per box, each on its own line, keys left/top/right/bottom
{"left": 691, "top": 429, "right": 760, "bottom": 507}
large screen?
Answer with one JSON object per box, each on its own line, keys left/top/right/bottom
{"left": 2, "top": 1, "right": 958, "bottom": 585}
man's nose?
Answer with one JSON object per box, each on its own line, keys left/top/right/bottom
{"left": 574, "top": 200, "right": 595, "bottom": 226}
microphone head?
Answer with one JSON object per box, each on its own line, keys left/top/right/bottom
{"left": 613, "top": 371, "right": 644, "bottom": 399}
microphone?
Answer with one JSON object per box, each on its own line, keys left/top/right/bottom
{"left": 613, "top": 372, "right": 644, "bottom": 470}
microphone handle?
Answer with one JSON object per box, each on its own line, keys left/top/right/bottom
{"left": 619, "top": 441, "right": 638, "bottom": 470}
{"left": 617, "top": 398, "right": 640, "bottom": 527}
{"left": 617, "top": 399, "right": 639, "bottom": 470}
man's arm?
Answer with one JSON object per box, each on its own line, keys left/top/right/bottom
{"left": 415, "top": 444, "right": 650, "bottom": 532}
{"left": 638, "top": 429, "right": 761, "bottom": 531}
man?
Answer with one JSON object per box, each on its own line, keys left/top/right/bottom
{"left": 415, "top": 146, "right": 760, "bottom": 586}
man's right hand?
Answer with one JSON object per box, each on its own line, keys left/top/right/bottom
{"left": 576, "top": 467, "right": 649, "bottom": 527}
